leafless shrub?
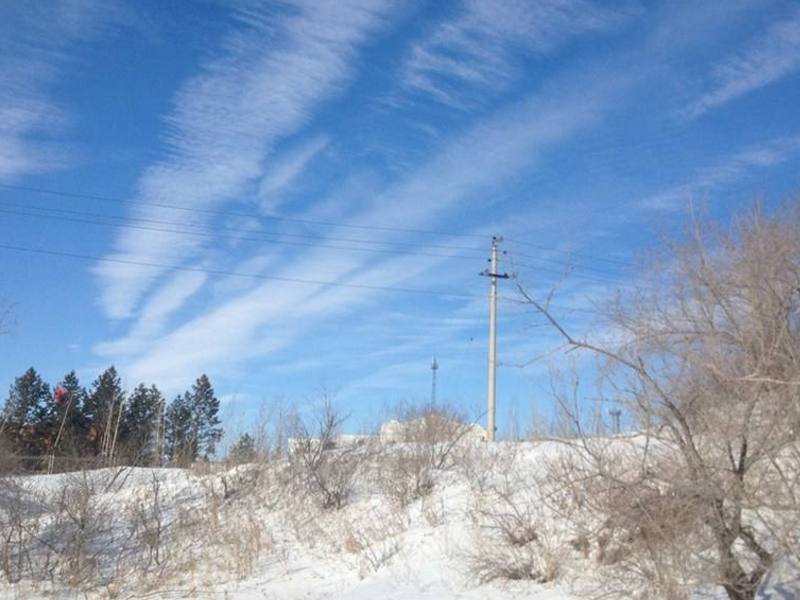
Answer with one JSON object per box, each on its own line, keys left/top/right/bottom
{"left": 339, "top": 507, "right": 405, "bottom": 577}
{"left": 523, "top": 200, "right": 800, "bottom": 600}
{"left": 129, "top": 472, "right": 166, "bottom": 569}
{"left": 0, "top": 439, "right": 19, "bottom": 476}
{"left": 288, "top": 396, "right": 363, "bottom": 510}
{"left": 0, "top": 479, "right": 41, "bottom": 584}
{"left": 466, "top": 468, "right": 567, "bottom": 584}
{"left": 0, "top": 460, "right": 286, "bottom": 596}
{"left": 378, "top": 402, "right": 478, "bottom": 508}
{"left": 0, "top": 469, "right": 146, "bottom": 591}
{"left": 460, "top": 442, "right": 518, "bottom": 495}
{"left": 49, "top": 472, "right": 116, "bottom": 586}
{"left": 191, "top": 484, "right": 270, "bottom": 580}
{"left": 252, "top": 396, "right": 292, "bottom": 461}
{"left": 750, "top": 443, "right": 800, "bottom": 566}
{"left": 421, "top": 494, "right": 448, "bottom": 527}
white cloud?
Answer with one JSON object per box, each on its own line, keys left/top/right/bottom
{"left": 639, "top": 136, "right": 800, "bottom": 211}
{"left": 218, "top": 392, "right": 255, "bottom": 405}
{"left": 400, "top": 0, "right": 633, "bottom": 108}
{"left": 258, "top": 136, "right": 329, "bottom": 212}
{"left": 683, "top": 7, "right": 800, "bottom": 119}
{"left": 0, "top": 0, "right": 125, "bottom": 181}
{"left": 101, "top": 62, "right": 634, "bottom": 394}
{"left": 94, "top": 0, "right": 398, "bottom": 319}
{"left": 94, "top": 269, "right": 207, "bottom": 357}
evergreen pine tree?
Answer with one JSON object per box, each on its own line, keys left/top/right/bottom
{"left": 1, "top": 367, "right": 51, "bottom": 456}
{"left": 121, "top": 383, "right": 164, "bottom": 465}
{"left": 229, "top": 432, "right": 256, "bottom": 464}
{"left": 45, "top": 371, "right": 89, "bottom": 457}
{"left": 164, "top": 393, "right": 193, "bottom": 466}
{"left": 83, "top": 366, "right": 125, "bottom": 457}
{"left": 189, "top": 374, "right": 223, "bottom": 460}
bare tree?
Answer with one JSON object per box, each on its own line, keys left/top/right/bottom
{"left": 288, "top": 394, "right": 361, "bottom": 510}
{"left": 523, "top": 201, "right": 800, "bottom": 600}
{"left": 466, "top": 454, "right": 567, "bottom": 584}
{"left": 379, "top": 402, "right": 479, "bottom": 507}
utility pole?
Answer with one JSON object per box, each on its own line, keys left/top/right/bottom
{"left": 430, "top": 357, "right": 439, "bottom": 404}
{"left": 101, "top": 391, "right": 115, "bottom": 460}
{"left": 154, "top": 399, "right": 165, "bottom": 467}
{"left": 109, "top": 398, "right": 125, "bottom": 466}
{"left": 480, "top": 236, "right": 509, "bottom": 442}
{"left": 48, "top": 390, "right": 76, "bottom": 475}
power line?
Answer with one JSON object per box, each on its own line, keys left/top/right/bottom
{"left": 504, "top": 237, "right": 636, "bottom": 268}
{"left": 0, "top": 201, "right": 647, "bottom": 281}
{"left": 497, "top": 295, "right": 600, "bottom": 315}
{"left": 0, "top": 242, "right": 480, "bottom": 299}
{"left": 0, "top": 207, "right": 487, "bottom": 263}
{"left": 506, "top": 249, "right": 633, "bottom": 280}
{"left": 0, "top": 182, "right": 488, "bottom": 240}
{"left": 0, "top": 199, "right": 487, "bottom": 254}
{"left": 507, "top": 257, "right": 638, "bottom": 288}
{"left": 0, "top": 242, "right": 605, "bottom": 314}
{"left": 0, "top": 181, "right": 643, "bottom": 271}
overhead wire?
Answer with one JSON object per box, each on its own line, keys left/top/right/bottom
{"left": 0, "top": 199, "right": 487, "bottom": 254}
{"left": 0, "top": 242, "right": 605, "bottom": 314}
{"left": 503, "top": 238, "right": 636, "bottom": 268}
{"left": 505, "top": 248, "right": 633, "bottom": 279}
{"left": 0, "top": 182, "right": 489, "bottom": 240}
{"left": 0, "top": 206, "right": 487, "bottom": 263}
{"left": 0, "top": 200, "right": 646, "bottom": 282}
{"left": 0, "top": 242, "right": 478, "bottom": 299}
{"left": 0, "top": 181, "right": 642, "bottom": 272}
{"left": 0, "top": 183, "right": 645, "bottom": 294}
{"left": 505, "top": 255, "right": 637, "bottom": 289}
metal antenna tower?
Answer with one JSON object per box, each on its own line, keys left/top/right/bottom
{"left": 430, "top": 356, "right": 439, "bottom": 404}
{"left": 610, "top": 408, "right": 622, "bottom": 435}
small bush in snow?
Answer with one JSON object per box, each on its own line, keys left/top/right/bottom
{"left": 466, "top": 470, "right": 568, "bottom": 584}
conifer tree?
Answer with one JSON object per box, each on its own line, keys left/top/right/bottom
{"left": 189, "top": 374, "right": 223, "bottom": 460}
{"left": 163, "top": 375, "right": 223, "bottom": 465}
{"left": 164, "top": 392, "right": 193, "bottom": 466}
{"left": 1, "top": 367, "right": 51, "bottom": 455}
{"left": 229, "top": 432, "right": 256, "bottom": 464}
{"left": 84, "top": 366, "right": 125, "bottom": 457}
{"left": 44, "top": 371, "right": 89, "bottom": 456}
{"left": 121, "top": 384, "right": 164, "bottom": 465}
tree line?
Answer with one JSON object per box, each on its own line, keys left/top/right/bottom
{"left": 0, "top": 366, "right": 223, "bottom": 469}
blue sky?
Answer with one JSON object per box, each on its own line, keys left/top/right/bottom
{"left": 1, "top": 0, "right": 800, "bottom": 436}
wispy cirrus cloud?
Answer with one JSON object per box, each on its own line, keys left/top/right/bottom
{"left": 94, "top": 0, "right": 784, "bottom": 397}
{"left": 682, "top": 6, "right": 800, "bottom": 119}
{"left": 640, "top": 135, "right": 800, "bottom": 211}
{"left": 0, "top": 0, "right": 125, "bottom": 181}
{"left": 94, "top": 270, "right": 207, "bottom": 357}
{"left": 100, "top": 60, "right": 633, "bottom": 393}
{"left": 95, "top": 0, "right": 399, "bottom": 319}
{"left": 258, "top": 135, "right": 329, "bottom": 213}
{"left": 399, "top": 0, "right": 634, "bottom": 108}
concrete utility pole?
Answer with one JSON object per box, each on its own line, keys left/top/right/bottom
{"left": 480, "top": 236, "right": 508, "bottom": 442}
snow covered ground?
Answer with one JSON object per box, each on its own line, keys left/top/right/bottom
{"left": 0, "top": 441, "right": 798, "bottom": 600}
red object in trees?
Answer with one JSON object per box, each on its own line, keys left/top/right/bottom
{"left": 55, "top": 385, "right": 66, "bottom": 404}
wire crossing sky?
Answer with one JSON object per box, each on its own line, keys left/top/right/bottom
{"left": 1, "top": 0, "right": 800, "bottom": 432}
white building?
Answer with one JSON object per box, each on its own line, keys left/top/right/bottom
{"left": 379, "top": 417, "right": 486, "bottom": 443}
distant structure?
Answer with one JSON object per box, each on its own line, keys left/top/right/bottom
{"left": 609, "top": 407, "right": 622, "bottom": 435}
{"left": 430, "top": 356, "right": 439, "bottom": 404}
{"left": 379, "top": 417, "right": 487, "bottom": 444}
